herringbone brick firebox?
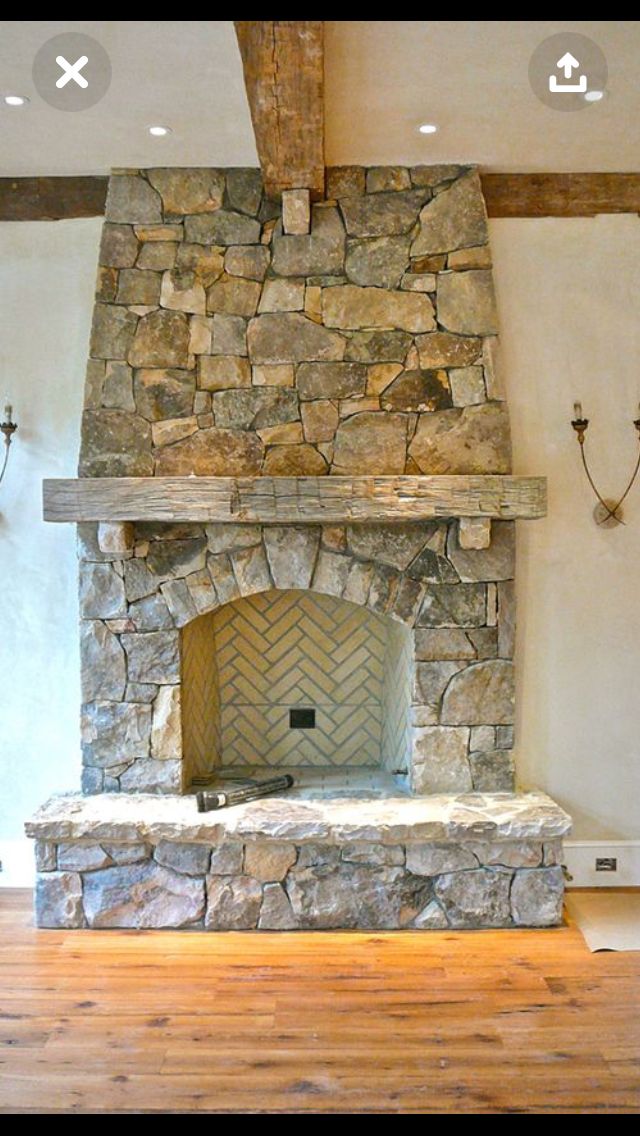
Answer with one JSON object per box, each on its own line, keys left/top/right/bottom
{"left": 27, "top": 164, "right": 570, "bottom": 931}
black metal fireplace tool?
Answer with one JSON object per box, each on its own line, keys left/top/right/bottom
{"left": 196, "top": 774, "right": 294, "bottom": 812}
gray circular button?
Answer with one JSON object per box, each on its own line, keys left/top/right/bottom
{"left": 529, "top": 33, "right": 607, "bottom": 112}
{"left": 32, "top": 33, "right": 111, "bottom": 111}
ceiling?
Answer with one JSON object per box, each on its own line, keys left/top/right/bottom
{"left": 1, "top": 21, "right": 639, "bottom": 176}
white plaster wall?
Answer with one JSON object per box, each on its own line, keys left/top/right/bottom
{"left": 0, "top": 219, "right": 102, "bottom": 883}
{"left": 1, "top": 213, "right": 638, "bottom": 885}
{"left": 490, "top": 215, "right": 640, "bottom": 839}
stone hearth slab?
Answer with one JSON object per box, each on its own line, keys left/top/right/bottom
{"left": 27, "top": 791, "right": 570, "bottom": 931}
{"left": 27, "top": 790, "right": 570, "bottom": 846}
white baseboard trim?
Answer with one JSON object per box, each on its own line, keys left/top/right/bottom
{"left": 564, "top": 840, "right": 640, "bottom": 888}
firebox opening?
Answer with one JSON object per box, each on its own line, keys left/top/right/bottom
{"left": 180, "top": 588, "right": 412, "bottom": 790}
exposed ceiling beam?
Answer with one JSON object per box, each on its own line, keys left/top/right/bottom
{"left": 0, "top": 177, "right": 108, "bottom": 221}
{"left": 2, "top": 173, "right": 640, "bottom": 222}
{"left": 482, "top": 173, "right": 640, "bottom": 217}
{"left": 234, "top": 21, "right": 325, "bottom": 200}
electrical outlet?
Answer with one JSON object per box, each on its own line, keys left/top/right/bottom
{"left": 595, "top": 857, "right": 617, "bottom": 872}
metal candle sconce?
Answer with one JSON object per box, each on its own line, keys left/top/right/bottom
{"left": 571, "top": 402, "right": 640, "bottom": 526}
{"left": 0, "top": 401, "right": 18, "bottom": 487}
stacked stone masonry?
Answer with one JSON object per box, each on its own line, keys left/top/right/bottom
{"left": 79, "top": 517, "right": 516, "bottom": 794}
{"left": 29, "top": 791, "right": 570, "bottom": 930}
{"left": 82, "top": 165, "right": 509, "bottom": 481}
{"left": 78, "top": 164, "right": 516, "bottom": 797}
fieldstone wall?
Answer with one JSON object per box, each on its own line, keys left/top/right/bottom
{"left": 80, "top": 164, "right": 509, "bottom": 479}
{"left": 79, "top": 517, "right": 515, "bottom": 794}
{"left": 77, "top": 164, "right": 516, "bottom": 796}
{"left": 34, "top": 836, "right": 563, "bottom": 931}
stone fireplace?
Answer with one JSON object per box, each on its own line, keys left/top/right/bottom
{"left": 27, "top": 164, "right": 570, "bottom": 930}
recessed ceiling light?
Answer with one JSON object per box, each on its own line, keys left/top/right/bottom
{"left": 148, "top": 125, "right": 172, "bottom": 137}
{"left": 584, "top": 89, "right": 605, "bottom": 102}
{"left": 4, "top": 95, "right": 29, "bottom": 107}
{"left": 418, "top": 123, "right": 438, "bottom": 135}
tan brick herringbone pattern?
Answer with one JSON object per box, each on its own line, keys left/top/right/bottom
{"left": 213, "top": 590, "right": 386, "bottom": 767}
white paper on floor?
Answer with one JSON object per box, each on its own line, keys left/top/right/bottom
{"left": 566, "top": 892, "right": 640, "bottom": 952}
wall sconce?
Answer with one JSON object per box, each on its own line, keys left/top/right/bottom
{"left": 0, "top": 401, "right": 18, "bottom": 487}
{"left": 571, "top": 402, "right": 640, "bottom": 526}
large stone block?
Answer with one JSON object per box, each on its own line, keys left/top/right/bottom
{"left": 198, "top": 355, "right": 251, "bottom": 391}
{"left": 154, "top": 427, "right": 263, "bottom": 476}
{"left": 510, "top": 867, "right": 564, "bottom": 926}
{"left": 409, "top": 404, "right": 512, "bottom": 475}
{"left": 147, "top": 168, "right": 224, "bottom": 215}
{"left": 154, "top": 840, "right": 211, "bottom": 875}
{"left": 323, "top": 285, "right": 435, "bottom": 334}
{"left": 212, "top": 388, "right": 299, "bottom": 431}
{"left": 435, "top": 868, "right": 512, "bottom": 928}
{"left": 414, "top": 661, "right": 466, "bottom": 723}
{"left": 79, "top": 563, "right": 127, "bottom": 620}
{"left": 119, "top": 757, "right": 181, "bottom": 793}
{"left": 128, "top": 310, "right": 191, "bottom": 368}
{"left": 226, "top": 168, "right": 263, "bottom": 215}
{"left": 207, "top": 276, "right": 261, "bottom": 318}
{"left": 258, "top": 883, "right": 298, "bottom": 929}
{"left": 411, "top": 170, "right": 488, "bottom": 256}
{"left": 79, "top": 409, "right": 153, "bottom": 477}
{"left": 286, "top": 863, "right": 429, "bottom": 930}
{"left": 90, "top": 303, "right": 138, "bottom": 360}
{"left": 347, "top": 522, "right": 431, "bottom": 570}
{"left": 416, "top": 331, "right": 482, "bottom": 369}
{"left": 244, "top": 841, "right": 297, "bottom": 882}
{"left": 339, "top": 189, "right": 428, "bottom": 238}
{"left": 262, "top": 443, "right": 327, "bottom": 476}
{"left": 184, "top": 210, "right": 261, "bottom": 246}
{"left": 345, "top": 330, "right": 412, "bottom": 363}
{"left": 80, "top": 621, "right": 126, "bottom": 701}
{"left": 297, "top": 362, "right": 366, "bottom": 400}
{"left": 83, "top": 862, "right": 204, "bottom": 928}
{"left": 301, "top": 400, "right": 339, "bottom": 442}
{"left": 247, "top": 312, "right": 345, "bottom": 364}
{"left": 99, "top": 223, "right": 139, "bottom": 268}
{"left": 345, "top": 235, "right": 411, "bottom": 289}
{"left": 437, "top": 270, "right": 498, "bottom": 336}
{"left": 406, "top": 844, "right": 478, "bottom": 875}
{"left": 272, "top": 206, "right": 345, "bottom": 277}
{"left": 205, "top": 876, "right": 263, "bottom": 929}
{"left": 411, "top": 726, "right": 472, "bottom": 793}
{"left": 417, "top": 583, "right": 486, "bottom": 628}
{"left": 81, "top": 702, "right": 152, "bottom": 766}
{"left": 121, "top": 630, "right": 180, "bottom": 684}
{"left": 160, "top": 270, "right": 206, "bottom": 315}
{"left": 263, "top": 526, "right": 320, "bottom": 590}
{"left": 106, "top": 175, "right": 162, "bottom": 224}
{"left": 333, "top": 412, "right": 407, "bottom": 475}
{"left": 469, "top": 748, "right": 515, "bottom": 792}
{"left": 57, "top": 843, "right": 111, "bottom": 871}
{"left": 134, "top": 368, "right": 195, "bottom": 421}
{"left": 231, "top": 544, "right": 272, "bottom": 596}
{"left": 225, "top": 245, "right": 270, "bottom": 281}
{"left": 381, "top": 369, "right": 452, "bottom": 413}
{"left": 145, "top": 536, "right": 207, "bottom": 580}
{"left": 35, "top": 872, "right": 83, "bottom": 928}
{"left": 441, "top": 659, "right": 515, "bottom": 726}
{"left": 117, "top": 269, "right": 161, "bottom": 306}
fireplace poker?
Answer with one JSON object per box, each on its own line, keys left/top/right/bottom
{"left": 196, "top": 774, "right": 294, "bottom": 812}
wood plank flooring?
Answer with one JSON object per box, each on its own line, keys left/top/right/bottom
{"left": 0, "top": 890, "right": 638, "bottom": 1113}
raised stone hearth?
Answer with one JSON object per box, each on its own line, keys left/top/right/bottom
{"left": 28, "top": 163, "right": 569, "bottom": 931}
{"left": 28, "top": 790, "right": 570, "bottom": 930}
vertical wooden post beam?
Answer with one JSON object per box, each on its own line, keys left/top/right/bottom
{"left": 235, "top": 21, "right": 325, "bottom": 200}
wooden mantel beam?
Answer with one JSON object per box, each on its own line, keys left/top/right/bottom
{"left": 235, "top": 21, "right": 325, "bottom": 199}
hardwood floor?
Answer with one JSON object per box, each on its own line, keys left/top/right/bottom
{"left": 0, "top": 890, "right": 638, "bottom": 1113}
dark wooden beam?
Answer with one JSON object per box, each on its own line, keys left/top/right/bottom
{"left": 0, "top": 177, "right": 108, "bottom": 221}
{"left": 1, "top": 173, "right": 639, "bottom": 222}
{"left": 235, "top": 21, "right": 324, "bottom": 199}
{"left": 481, "top": 173, "right": 640, "bottom": 217}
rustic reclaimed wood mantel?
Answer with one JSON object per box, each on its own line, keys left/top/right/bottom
{"left": 43, "top": 475, "right": 546, "bottom": 550}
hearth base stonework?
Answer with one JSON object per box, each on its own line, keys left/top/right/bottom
{"left": 28, "top": 164, "right": 570, "bottom": 930}
{"left": 28, "top": 791, "right": 570, "bottom": 930}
